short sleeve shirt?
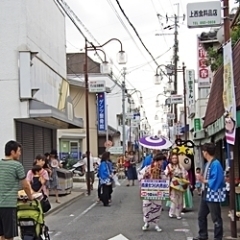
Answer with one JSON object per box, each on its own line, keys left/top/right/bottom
{"left": 0, "top": 159, "right": 26, "bottom": 208}
{"left": 27, "top": 168, "right": 49, "bottom": 194}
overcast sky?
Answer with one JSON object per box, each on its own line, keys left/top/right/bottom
{"left": 63, "top": 0, "right": 237, "bottom": 133}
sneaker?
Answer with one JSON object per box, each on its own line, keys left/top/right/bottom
{"left": 142, "top": 223, "right": 149, "bottom": 231}
{"left": 155, "top": 225, "right": 162, "bottom": 232}
{"left": 169, "top": 213, "right": 174, "bottom": 218}
{"left": 177, "top": 216, "right": 182, "bottom": 220}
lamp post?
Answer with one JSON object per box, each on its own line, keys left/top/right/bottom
{"left": 84, "top": 38, "right": 127, "bottom": 196}
{"left": 154, "top": 64, "right": 174, "bottom": 85}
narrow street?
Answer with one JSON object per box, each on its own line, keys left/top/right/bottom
{"left": 45, "top": 181, "right": 199, "bottom": 240}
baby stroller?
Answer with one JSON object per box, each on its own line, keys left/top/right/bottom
{"left": 17, "top": 193, "right": 50, "bottom": 240}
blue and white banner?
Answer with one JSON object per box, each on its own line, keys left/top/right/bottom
{"left": 97, "top": 93, "right": 106, "bottom": 131}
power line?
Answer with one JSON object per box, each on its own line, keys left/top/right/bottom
{"left": 115, "top": 0, "right": 159, "bottom": 67}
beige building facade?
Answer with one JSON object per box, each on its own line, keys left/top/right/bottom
{"left": 57, "top": 84, "right": 98, "bottom": 159}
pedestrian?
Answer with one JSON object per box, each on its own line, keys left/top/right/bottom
{"left": 195, "top": 167, "right": 202, "bottom": 196}
{"left": 106, "top": 152, "right": 113, "bottom": 203}
{"left": 126, "top": 151, "right": 138, "bottom": 186}
{"left": 26, "top": 155, "right": 49, "bottom": 195}
{"left": 165, "top": 153, "right": 187, "bottom": 220}
{"left": 98, "top": 152, "right": 112, "bottom": 207}
{"left": 0, "top": 140, "right": 32, "bottom": 240}
{"left": 139, "top": 154, "right": 166, "bottom": 232}
{"left": 43, "top": 152, "right": 52, "bottom": 196}
{"left": 83, "top": 151, "right": 97, "bottom": 194}
{"left": 193, "top": 143, "right": 225, "bottom": 240}
{"left": 49, "top": 149, "right": 62, "bottom": 203}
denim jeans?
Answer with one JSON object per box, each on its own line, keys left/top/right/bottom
{"left": 198, "top": 191, "right": 223, "bottom": 240}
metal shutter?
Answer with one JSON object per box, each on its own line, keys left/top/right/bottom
{"left": 15, "top": 121, "right": 23, "bottom": 165}
{"left": 22, "top": 123, "right": 34, "bottom": 171}
{"left": 33, "top": 126, "right": 44, "bottom": 156}
{"left": 43, "top": 128, "right": 53, "bottom": 154}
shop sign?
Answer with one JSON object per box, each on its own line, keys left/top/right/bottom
{"left": 170, "top": 95, "right": 183, "bottom": 104}
{"left": 194, "top": 118, "right": 201, "bottom": 131}
{"left": 89, "top": 80, "right": 106, "bottom": 93}
{"left": 185, "top": 69, "right": 196, "bottom": 116}
{"left": 197, "top": 39, "right": 211, "bottom": 88}
{"left": 187, "top": 1, "right": 221, "bottom": 28}
{"left": 97, "top": 93, "right": 106, "bottom": 131}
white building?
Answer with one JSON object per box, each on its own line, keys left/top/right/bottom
{"left": 0, "top": 0, "right": 82, "bottom": 169}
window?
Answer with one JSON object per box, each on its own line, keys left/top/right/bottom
{"left": 70, "top": 141, "right": 79, "bottom": 160}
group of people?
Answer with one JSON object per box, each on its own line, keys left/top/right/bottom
{"left": 139, "top": 142, "right": 225, "bottom": 240}
{"left": 0, "top": 141, "right": 62, "bottom": 240}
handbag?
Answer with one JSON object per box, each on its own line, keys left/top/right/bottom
{"left": 40, "top": 192, "right": 51, "bottom": 213}
{"left": 205, "top": 160, "right": 226, "bottom": 203}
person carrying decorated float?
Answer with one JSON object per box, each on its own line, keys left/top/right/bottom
{"left": 139, "top": 154, "right": 167, "bottom": 232}
{"left": 165, "top": 153, "right": 189, "bottom": 219}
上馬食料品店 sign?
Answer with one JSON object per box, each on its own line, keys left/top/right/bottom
{"left": 140, "top": 179, "right": 170, "bottom": 201}
{"left": 187, "top": 1, "right": 221, "bottom": 28}
{"left": 97, "top": 93, "right": 106, "bottom": 131}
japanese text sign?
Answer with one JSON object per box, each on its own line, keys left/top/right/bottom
{"left": 197, "top": 38, "right": 211, "bottom": 88}
{"left": 185, "top": 69, "right": 196, "bottom": 116}
{"left": 97, "top": 93, "right": 106, "bottom": 131}
{"left": 187, "top": 1, "right": 221, "bottom": 28}
{"left": 89, "top": 80, "right": 106, "bottom": 93}
{"left": 140, "top": 179, "right": 170, "bottom": 201}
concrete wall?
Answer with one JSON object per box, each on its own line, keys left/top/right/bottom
{"left": 0, "top": 0, "right": 66, "bottom": 153}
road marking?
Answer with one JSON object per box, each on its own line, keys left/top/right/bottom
{"left": 53, "top": 231, "right": 62, "bottom": 238}
{"left": 67, "top": 202, "right": 97, "bottom": 226}
{"left": 108, "top": 234, "right": 129, "bottom": 240}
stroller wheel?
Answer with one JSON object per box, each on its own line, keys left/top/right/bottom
{"left": 43, "top": 225, "right": 50, "bottom": 240}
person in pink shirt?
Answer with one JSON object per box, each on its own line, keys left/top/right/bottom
{"left": 26, "top": 155, "right": 49, "bottom": 196}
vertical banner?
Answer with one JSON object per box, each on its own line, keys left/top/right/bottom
{"left": 197, "top": 37, "right": 211, "bottom": 88}
{"left": 97, "top": 93, "right": 106, "bottom": 131}
{"left": 223, "top": 40, "right": 236, "bottom": 145}
{"left": 185, "top": 69, "right": 196, "bottom": 116}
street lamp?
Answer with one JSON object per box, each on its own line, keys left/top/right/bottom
{"left": 154, "top": 64, "right": 174, "bottom": 85}
{"left": 84, "top": 38, "right": 127, "bottom": 196}
{"left": 155, "top": 93, "right": 169, "bottom": 108}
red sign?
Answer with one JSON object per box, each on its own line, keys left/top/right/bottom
{"left": 199, "top": 69, "right": 209, "bottom": 78}
{"left": 197, "top": 38, "right": 210, "bottom": 88}
{"left": 199, "top": 59, "right": 207, "bottom": 68}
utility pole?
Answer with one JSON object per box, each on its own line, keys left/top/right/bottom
{"left": 157, "top": 4, "right": 185, "bottom": 125}
{"left": 122, "top": 67, "right": 126, "bottom": 156}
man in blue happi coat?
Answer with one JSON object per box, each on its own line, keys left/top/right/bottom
{"left": 141, "top": 152, "right": 152, "bottom": 169}
{"left": 193, "top": 143, "right": 225, "bottom": 240}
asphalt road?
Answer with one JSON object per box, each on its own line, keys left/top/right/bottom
{"left": 45, "top": 179, "right": 201, "bottom": 240}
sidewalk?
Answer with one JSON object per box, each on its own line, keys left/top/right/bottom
{"left": 185, "top": 193, "right": 240, "bottom": 239}
{"left": 47, "top": 176, "right": 99, "bottom": 215}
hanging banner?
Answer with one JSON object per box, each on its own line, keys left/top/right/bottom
{"left": 185, "top": 69, "right": 196, "bottom": 117}
{"left": 97, "top": 93, "right": 106, "bottom": 131}
{"left": 223, "top": 40, "right": 236, "bottom": 145}
{"left": 197, "top": 38, "right": 211, "bottom": 88}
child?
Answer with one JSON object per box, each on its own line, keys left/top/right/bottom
{"left": 195, "top": 167, "right": 202, "bottom": 196}
{"left": 31, "top": 165, "right": 44, "bottom": 193}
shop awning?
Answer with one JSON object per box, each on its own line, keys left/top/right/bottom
{"left": 25, "top": 99, "right": 83, "bottom": 129}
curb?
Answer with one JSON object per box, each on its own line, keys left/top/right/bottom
{"left": 45, "top": 192, "right": 84, "bottom": 216}
{"left": 73, "top": 177, "right": 86, "bottom": 182}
